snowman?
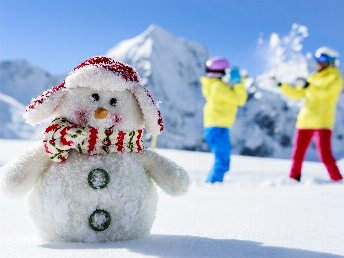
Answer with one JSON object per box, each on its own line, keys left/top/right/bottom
{"left": 1, "top": 56, "right": 190, "bottom": 242}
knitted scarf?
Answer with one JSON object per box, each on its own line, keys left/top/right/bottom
{"left": 44, "top": 117, "right": 144, "bottom": 162}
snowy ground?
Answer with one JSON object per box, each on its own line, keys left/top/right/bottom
{"left": 0, "top": 139, "right": 343, "bottom": 258}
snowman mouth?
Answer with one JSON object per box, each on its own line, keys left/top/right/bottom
{"left": 74, "top": 108, "right": 89, "bottom": 126}
{"left": 112, "top": 114, "right": 122, "bottom": 125}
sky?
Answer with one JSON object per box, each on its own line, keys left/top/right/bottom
{"left": 1, "top": 0, "right": 344, "bottom": 76}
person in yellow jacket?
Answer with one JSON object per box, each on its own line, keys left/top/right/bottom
{"left": 278, "top": 47, "right": 343, "bottom": 182}
{"left": 201, "top": 57, "right": 247, "bottom": 183}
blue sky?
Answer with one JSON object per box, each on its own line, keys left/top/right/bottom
{"left": 1, "top": 0, "right": 344, "bottom": 76}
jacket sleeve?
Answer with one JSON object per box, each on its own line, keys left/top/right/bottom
{"left": 309, "top": 73, "right": 337, "bottom": 89}
{"left": 210, "top": 79, "right": 247, "bottom": 107}
{"left": 279, "top": 83, "right": 305, "bottom": 100}
{"left": 307, "top": 74, "right": 342, "bottom": 100}
{"left": 232, "top": 80, "right": 248, "bottom": 106}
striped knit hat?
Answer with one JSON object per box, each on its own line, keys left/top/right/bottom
{"left": 24, "top": 56, "right": 164, "bottom": 135}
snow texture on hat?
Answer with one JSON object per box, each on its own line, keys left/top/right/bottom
{"left": 24, "top": 56, "right": 164, "bottom": 135}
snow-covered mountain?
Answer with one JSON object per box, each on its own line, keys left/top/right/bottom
{"left": 107, "top": 25, "right": 208, "bottom": 150}
{"left": 0, "top": 92, "right": 38, "bottom": 139}
{"left": 0, "top": 60, "right": 63, "bottom": 139}
{"left": 1, "top": 24, "right": 343, "bottom": 160}
{"left": 0, "top": 60, "right": 64, "bottom": 104}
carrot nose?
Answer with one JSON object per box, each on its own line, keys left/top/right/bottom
{"left": 95, "top": 107, "right": 108, "bottom": 119}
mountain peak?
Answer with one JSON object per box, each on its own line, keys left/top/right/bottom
{"left": 106, "top": 24, "right": 185, "bottom": 62}
{"left": 145, "top": 24, "right": 166, "bottom": 34}
{"left": 141, "top": 24, "right": 174, "bottom": 41}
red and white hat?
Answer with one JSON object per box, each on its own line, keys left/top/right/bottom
{"left": 24, "top": 56, "right": 164, "bottom": 135}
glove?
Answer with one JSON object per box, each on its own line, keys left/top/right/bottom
{"left": 295, "top": 77, "right": 309, "bottom": 88}
{"left": 229, "top": 67, "right": 241, "bottom": 85}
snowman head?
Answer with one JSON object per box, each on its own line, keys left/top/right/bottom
{"left": 24, "top": 56, "right": 164, "bottom": 135}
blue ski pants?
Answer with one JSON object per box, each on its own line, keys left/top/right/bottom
{"left": 204, "top": 127, "right": 231, "bottom": 183}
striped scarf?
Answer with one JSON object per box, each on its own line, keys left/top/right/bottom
{"left": 44, "top": 118, "right": 144, "bottom": 162}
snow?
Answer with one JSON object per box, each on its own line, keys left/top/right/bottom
{"left": 0, "top": 60, "right": 62, "bottom": 139}
{"left": 0, "top": 60, "right": 64, "bottom": 104}
{"left": 1, "top": 139, "right": 343, "bottom": 257}
{"left": 0, "top": 92, "right": 42, "bottom": 139}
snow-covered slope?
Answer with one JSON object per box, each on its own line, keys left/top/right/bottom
{"left": 0, "top": 60, "right": 63, "bottom": 139}
{"left": 0, "top": 60, "right": 64, "bottom": 104}
{"left": 0, "top": 92, "right": 43, "bottom": 139}
{"left": 0, "top": 139, "right": 343, "bottom": 258}
{"left": 107, "top": 25, "right": 209, "bottom": 150}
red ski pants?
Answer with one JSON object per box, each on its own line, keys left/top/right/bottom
{"left": 290, "top": 129, "right": 343, "bottom": 180}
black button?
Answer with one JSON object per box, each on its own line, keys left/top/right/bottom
{"left": 88, "top": 168, "right": 110, "bottom": 189}
{"left": 89, "top": 209, "right": 111, "bottom": 231}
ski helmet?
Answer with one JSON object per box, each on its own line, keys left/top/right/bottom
{"left": 206, "top": 56, "right": 230, "bottom": 71}
{"left": 314, "top": 46, "right": 340, "bottom": 63}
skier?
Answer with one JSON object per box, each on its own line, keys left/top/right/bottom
{"left": 200, "top": 56, "right": 247, "bottom": 183}
{"left": 277, "top": 47, "right": 343, "bottom": 182}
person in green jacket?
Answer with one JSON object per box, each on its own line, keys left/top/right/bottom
{"left": 201, "top": 56, "right": 247, "bottom": 183}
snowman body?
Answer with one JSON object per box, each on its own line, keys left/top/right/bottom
{"left": 1, "top": 57, "right": 189, "bottom": 243}
{"left": 29, "top": 151, "right": 158, "bottom": 242}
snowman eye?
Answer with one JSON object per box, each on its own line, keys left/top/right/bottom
{"left": 91, "top": 93, "right": 100, "bottom": 102}
{"left": 110, "top": 98, "right": 117, "bottom": 107}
